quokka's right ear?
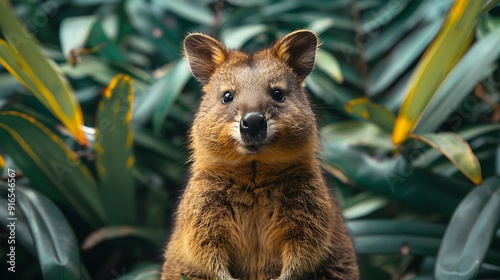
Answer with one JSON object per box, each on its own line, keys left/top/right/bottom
{"left": 183, "top": 33, "right": 228, "bottom": 84}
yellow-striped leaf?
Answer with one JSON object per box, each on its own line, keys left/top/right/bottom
{"left": 345, "top": 98, "right": 396, "bottom": 133}
{"left": 411, "top": 133, "right": 482, "bottom": 185}
{"left": 392, "top": 0, "right": 485, "bottom": 145}
{"left": 0, "top": 111, "right": 107, "bottom": 226}
{"left": 95, "top": 74, "right": 136, "bottom": 225}
{"left": 0, "top": 154, "right": 4, "bottom": 173}
{"left": 0, "top": 0, "right": 87, "bottom": 146}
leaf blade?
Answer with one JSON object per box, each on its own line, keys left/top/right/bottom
{"left": 95, "top": 74, "right": 136, "bottom": 225}
{"left": 435, "top": 177, "right": 500, "bottom": 279}
{"left": 392, "top": 0, "right": 484, "bottom": 145}
{"left": 0, "top": 111, "right": 106, "bottom": 226}
{"left": 0, "top": 0, "right": 87, "bottom": 145}
{"left": 411, "top": 133, "right": 482, "bottom": 185}
{"left": 0, "top": 187, "right": 82, "bottom": 279}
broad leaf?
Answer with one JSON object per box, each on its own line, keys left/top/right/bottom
{"left": 342, "top": 192, "right": 389, "bottom": 220}
{"left": 368, "top": 19, "right": 443, "bottom": 96}
{"left": 87, "top": 19, "right": 129, "bottom": 64}
{"left": 354, "top": 235, "right": 441, "bottom": 256}
{"left": 0, "top": 111, "right": 106, "bottom": 226}
{"left": 222, "top": 24, "right": 268, "bottom": 49}
{"left": 152, "top": 60, "right": 191, "bottom": 134}
{"left": 115, "top": 263, "right": 162, "bottom": 280}
{"left": 59, "top": 16, "right": 98, "bottom": 62}
{"left": 95, "top": 75, "right": 136, "bottom": 225}
{"left": 82, "top": 226, "right": 163, "bottom": 250}
{"left": 0, "top": 187, "right": 84, "bottom": 279}
{"left": 321, "top": 122, "right": 466, "bottom": 217}
{"left": 0, "top": 0, "right": 87, "bottom": 146}
{"left": 435, "top": 177, "right": 500, "bottom": 279}
{"left": 392, "top": 0, "right": 484, "bottom": 144}
{"left": 344, "top": 98, "right": 396, "bottom": 133}
{"left": 414, "top": 123, "right": 500, "bottom": 168}
{"left": 316, "top": 49, "right": 343, "bottom": 83}
{"left": 410, "top": 133, "right": 482, "bottom": 185}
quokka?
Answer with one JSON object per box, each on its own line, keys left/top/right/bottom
{"left": 161, "top": 30, "right": 359, "bottom": 280}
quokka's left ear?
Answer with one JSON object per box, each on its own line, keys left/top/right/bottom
{"left": 272, "top": 30, "right": 318, "bottom": 81}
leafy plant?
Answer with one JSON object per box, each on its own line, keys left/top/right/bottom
{"left": 0, "top": 0, "right": 499, "bottom": 279}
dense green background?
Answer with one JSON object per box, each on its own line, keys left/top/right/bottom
{"left": 0, "top": 0, "right": 499, "bottom": 279}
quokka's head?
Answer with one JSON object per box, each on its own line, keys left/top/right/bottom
{"left": 185, "top": 30, "right": 319, "bottom": 165}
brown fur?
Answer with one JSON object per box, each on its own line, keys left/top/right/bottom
{"left": 162, "top": 30, "right": 359, "bottom": 280}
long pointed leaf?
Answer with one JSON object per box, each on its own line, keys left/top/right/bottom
{"left": 435, "top": 177, "right": 500, "bottom": 279}
{"left": 96, "top": 74, "right": 136, "bottom": 225}
{"left": 415, "top": 25, "right": 500, "bottom": 134}
{"left": 152, "top": 60, "right": 191, "bottom": 134}
{"left": 0, "top": 111, "right": 106, "bottom": 226}
{"left": 392, "top": 0, "right": 484, "bottom": 145}
{"left": 0, "top": 0, "right": 87, "bottom": 146}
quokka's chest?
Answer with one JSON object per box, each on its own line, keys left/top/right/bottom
{"left": 217, "top": 186, "right": 284, "bottom": 279}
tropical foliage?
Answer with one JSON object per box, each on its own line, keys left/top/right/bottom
{"left": 0, "top": 0, "right": 499, "bottom": 279}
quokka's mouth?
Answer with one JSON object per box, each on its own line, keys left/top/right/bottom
{"left": 242, "top": 144, "right": 263, "bottom": 153}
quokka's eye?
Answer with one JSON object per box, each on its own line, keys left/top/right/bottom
{"left": 271, "top": 89, "right": 285, "bottom": 102}
{"left": 222, "top": 91, "right": 234, "bottom": 104}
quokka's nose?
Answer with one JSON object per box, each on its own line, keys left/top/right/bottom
{"left": 240, "top": 112, "right": 267, "bottom": 137}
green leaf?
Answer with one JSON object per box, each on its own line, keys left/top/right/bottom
{"left": 344, "top": 98, "right": 396, "bottom": 133}
{"left": 0, "top": 187, "right": 84, "bottom": 279}
{"left": 415, "top": 25, "right": 500, "bottom": 134}
{"left": 95, "top": 75, "right": 136, "bottom": 225}
{"left": 361, "top": 0, "right": 412, "bottom": 34}
{"left": 116, "top": 263, "right": 162, "bottom": 280}
{"left": 321, "top": 122, "right": 465, "bottom": 217}
{"left": 87, "top": 19, "right": 129, "bottom": 64}
{"left": 181, "top": 273, "right": 191, "bottom": 280}
{"left": 316, "top": 49, "right": 343, "bottom": 83}
{"left": 367, "top": 19, "right": 443, "bottom": 96}
{"left": 364, "top": 0, "right": 429, "bottom": 61}
{"left": 0, "top": 0, "right": 87, "bottom": 146}
{"left": 82, "top": 226, "right": 163, "bottom": 250}
{"left": 321, "top": 121, "right": 393, "bottom": 151}
{"left": 414, "top": 123, "right": 500, "bottom": 168}
{"left": 134, "top": 62, "right": 176, "bottom": 125}
{"left": 134, "top": 128, "right": 184, "bottom": 161}
{"left": 222, "top": 24, "right": 268, "bottom": 49}
{"left": 410, "top": 133, "right": 482, "bottom": 185}
{"left": 392, "top": 0, "right": 484, "bottom": 144}
{"left": 305, "top": 72, "right": 352, "bottom": 107}
{"left": 348, "top": 220, "right": 446, "bottom": 238}
{"left": 343, "top": 192, "right": 390, "bottom": 219}
{"left": 0, "top": 111, "right": 106, "bottom": 227}
{"left": 152, "top": 60, "right": 191, "bottom": 135}
{"left": 435, "top": 177, "right": 500, "bottom": 279}
{"left": 59, "top": 16, "right": 98, "bottom": 60}
{"left": 153, "top": 1, "right": 213, "bottom": 25}
{"left": 354, "top": 235, "right": 441, "bottom": 256}
{"left": 480, "top": 0, "right": 500, "bottom": 15}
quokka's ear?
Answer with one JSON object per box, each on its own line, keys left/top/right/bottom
{"left": 183, "top": 33, "right": 228, "bottom": 84}
{"left": 272, "top": 30, "right": 318, "bottom": 81}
